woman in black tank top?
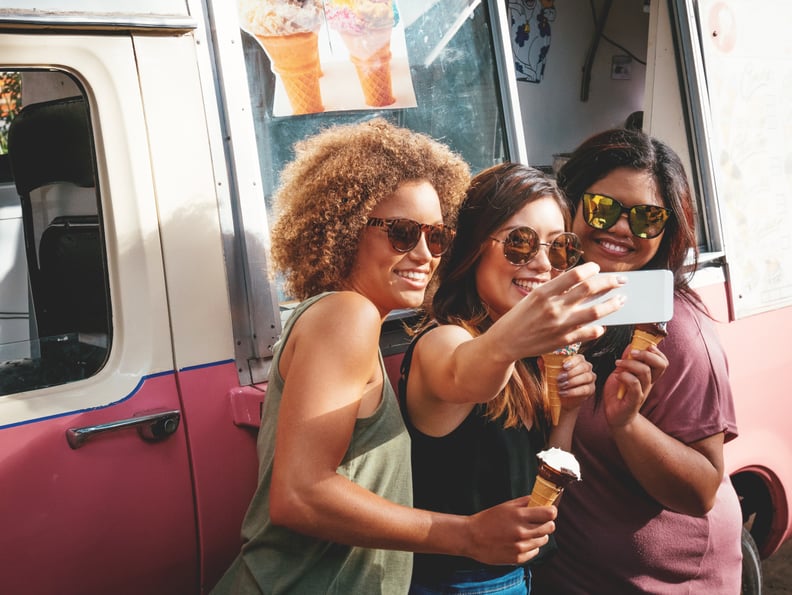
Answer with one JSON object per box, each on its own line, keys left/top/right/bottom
{"left": 399, "top": 163, "right": 657, "bottom": 594}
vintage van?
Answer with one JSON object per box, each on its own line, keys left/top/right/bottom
{"left": 0, "top": 1, "right": 788, "bottom": 594}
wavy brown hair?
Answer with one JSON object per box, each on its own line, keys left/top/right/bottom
{"left": 270, "top": 118, "right": 470, "bottom": 300}
{"left": 431, "top": 162, "right": 570, "bottom": 429}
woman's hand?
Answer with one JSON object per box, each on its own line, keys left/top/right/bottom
{"left": 602, "top": 344, "right": 668, "bottom": 428}
{"left": 548, "top": 353, "right": 595, "bottom": 450}
{"left": 554, "top": 353, "right": 596, "bottom": 412}
{"left": 599, "top": 343, "right": 723, "bottom": 515}
{"left": 461, "top": 497, "right": 556, "bottom": 565}
{"left": 496, "top": 262, "right": 627, "bottom": 360}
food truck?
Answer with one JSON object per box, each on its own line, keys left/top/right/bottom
{"left": 0, "top": 0, "right": 787, "bottom": 593}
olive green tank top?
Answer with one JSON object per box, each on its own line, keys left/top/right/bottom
{"left": 211, "top": 293, "right": 413, "bottom": 594}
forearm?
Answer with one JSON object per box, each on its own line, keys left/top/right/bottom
{"left": 271, "top": 472, "right": 468, "bottom": 556}
{"left": 430, "top": 328, "right": 518, "bottom": 404}
{"left": 547, "top": 408, "right": 579, "bottom": 451}
{"left": 272, "top": 470, "right": 555, "bottom": 567}
{"left": 610, "top": 416, "right": 722, "bottom": 515}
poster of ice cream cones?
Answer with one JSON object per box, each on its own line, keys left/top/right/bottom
{"left": 237, "top": 0, "right": 417, "bottom": 117}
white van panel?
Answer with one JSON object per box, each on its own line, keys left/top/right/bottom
{"left": 0, "top": 34, "right": 173, "bottom": 424}
{"left": 133, "top": 33, "right": 236, "bottom": 371}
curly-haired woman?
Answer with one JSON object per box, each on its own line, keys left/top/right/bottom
{"left": 212, "top": 119, "right": 563, "bottom": 594}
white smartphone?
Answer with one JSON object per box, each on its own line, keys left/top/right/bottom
{"left": 586, "top": 269, "right": 674, "bottom": 326}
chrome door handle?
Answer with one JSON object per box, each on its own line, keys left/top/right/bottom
{"left": 66, "top": 410, "right": 181, "bottom": 449}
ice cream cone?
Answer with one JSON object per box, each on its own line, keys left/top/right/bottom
{"left": 340, "top": 26, "right": 395, "bottom": 107}
{"left": 616, "top": 323, "right": 668, "bottom": 399}
{"left": 528, "top": 471, "right": 566, "bottom": 507}
{"left": 257, "top": 31, "right": 323, "bottom": 114}
{"left": 541, "top": 343, "right": 580, "bottom": 426}
{"left": 527, "top": 449, "right": 581, "bottom": 508}
{"left": 541, "top": 353, "right": 566, "bottom": 426}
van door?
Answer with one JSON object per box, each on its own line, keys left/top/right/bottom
{"left": 0, "top": 35, "right": 198, "bottom": 595}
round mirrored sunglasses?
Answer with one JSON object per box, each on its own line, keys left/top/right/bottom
{"left": 490, "top": 227, "right": 583, "bottom": 271}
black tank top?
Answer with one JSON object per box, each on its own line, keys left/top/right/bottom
{"left": 398, "top": 326, "right": 546, "bottom": 580}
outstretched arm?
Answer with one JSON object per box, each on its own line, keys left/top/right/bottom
{"left": 269, "top": 292, "right": 555, "bottom": 564}
{"left": 408, "top": 263, "right": 624, "bottom": 434}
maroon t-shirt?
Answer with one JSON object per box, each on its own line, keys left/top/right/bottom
{"left": 533, "top": 295, "right": 742, "bottom": 594}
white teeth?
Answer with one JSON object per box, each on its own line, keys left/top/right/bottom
{"left": 398, "top": 271, "right": 428, "bottom": 281}
{"left": 601, "top": 241, "right": 630, "bottom": 254}
{"left": 513, "top": 280, "right": 540, "bottom": 290}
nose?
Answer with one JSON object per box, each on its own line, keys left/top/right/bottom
{"left": 524, "top": 243, "right": 553, "bottom": 272}
{"left": 609, "top": 212, "right": 632, "bottom": 235}
{"left": 410, "top": 231, "right": 435, "bottom": 260}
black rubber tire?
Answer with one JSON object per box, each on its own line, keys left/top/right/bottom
{"left": 741, "top": 526, "right": 762, "bottom": 595}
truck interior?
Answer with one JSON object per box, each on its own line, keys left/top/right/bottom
{"left": 0, "top": 85, "right": 109, "bottom": 396}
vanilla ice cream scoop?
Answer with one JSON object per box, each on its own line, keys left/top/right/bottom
{"left": 527, "top": 448, "right": 581, "bottom": 508}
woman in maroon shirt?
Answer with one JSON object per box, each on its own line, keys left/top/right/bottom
{"left": 533, "top": 128, "right": 742, "bottom": 594}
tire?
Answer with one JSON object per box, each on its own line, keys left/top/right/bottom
{"left": 741, "top": 526, "right": 762, "bottom": 595}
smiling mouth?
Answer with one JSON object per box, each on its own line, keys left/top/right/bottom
{"left": 513, "top": 279, "right": 541, "bottom": 291}
{"left": 396, "top": 270, "right": 429, "bottom": 283}
{"left": 598, "top": 239, "right": 632, "bottom": 255}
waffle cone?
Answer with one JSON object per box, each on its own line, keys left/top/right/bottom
{"left": 527, "top": 474, "right": 564, "bottom": 507}
{"left": 527, "top": 462, "right": 578, "bottom": 507}
{"left": 340, "top": 28, "right": 395, "bottom": 107}
{"left": 630, "top": 329, "right": 665, "bottom": 351}
{"left": 541, "top": 353, "right": 567, "bottom": 426}
{"left": 257, "top": 32, "right": 323, "bottom": 115}
{"left": 616, "top": 328, "right": 666, "bottom": 399}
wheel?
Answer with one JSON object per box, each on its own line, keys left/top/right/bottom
{"left": 741, "top": 526, "right": 762, "bottom": 595}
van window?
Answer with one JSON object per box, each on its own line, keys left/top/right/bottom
{"left": 0, "top": 71, "right": 110, "bottom": 396}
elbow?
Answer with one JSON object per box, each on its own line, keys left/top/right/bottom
{"left": 700, "top": 485, "right": 719, "bottom": 514}
{"left": 673, "top": 489, "right": 717, "bottom": 517}
{"left": 696, "top": 491, "right": 718, "bottom": 516}
{"left": 685, "top": 498, "right": 715, "bottom": 517}
{"left": 691, "top": 476, "right": 721, "bottom": 516}
{"left": 268, "top": 485, "right": 292, "bottom": 527}
{"left": 269, "top": 481, "right": 305, "bottom": 530}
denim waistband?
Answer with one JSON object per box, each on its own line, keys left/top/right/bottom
{"left": 410, "top": 566, "right": 529, "bottom": 595}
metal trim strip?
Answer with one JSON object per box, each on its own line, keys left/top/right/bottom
{"left": 0, "top": 11, "right": 196, "bottom": 33}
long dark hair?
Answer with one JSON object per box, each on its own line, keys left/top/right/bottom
{"left": 557, "top": 128, "right": 704, "bottom": 394}
{"left": 430, "top": 162, "right": 569, "bottom": 429}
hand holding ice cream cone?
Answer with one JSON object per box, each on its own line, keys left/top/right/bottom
{"left": 527, "top": 448, "right": 581, "bottom": 508}
{"left": 616, "top": 321, "right": 668, "bottom": 399}
{"left": 541, "top": 343, "right": 581, "bottom": 426}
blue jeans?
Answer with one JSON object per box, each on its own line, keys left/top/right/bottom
{"left": 409, "top": 566, "right": 530, "bottom": 595}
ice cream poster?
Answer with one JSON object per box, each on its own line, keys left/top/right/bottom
{"left": 237, "top": 0, "right": 417, "bottom": 116}
{"left": 509, "top": 0, "right": 556, "bottom": 84}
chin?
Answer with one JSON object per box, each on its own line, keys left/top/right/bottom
{"left": 589, "top": 256, "right": 634, "bottom": 273}
{"left": 398, "top": 293, "right": 425, "bottom": 309}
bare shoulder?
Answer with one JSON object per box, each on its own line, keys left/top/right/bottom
{"left": 294, "top": 291, "right": 382, "bottom": 350}
{"left": 412, "top": 323, "right": 475, "bottom": 376}
{"left": 416, "top": 323, "right": 474, "bottom": 356}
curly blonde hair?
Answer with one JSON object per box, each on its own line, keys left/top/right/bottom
{"left": 270, "top": 118, "right": 470, "bottom": 300}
